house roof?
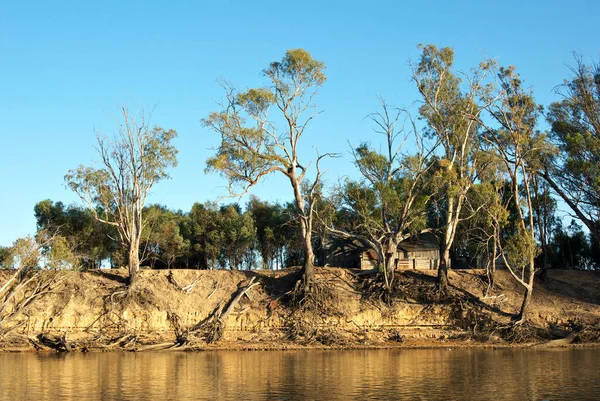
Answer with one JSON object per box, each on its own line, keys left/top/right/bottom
{"left": 326, "top": 233, "right": 439, "bottom": 256}
{"left": 398, "top": 233, "right": 439, "bottom": 252}
{"left": 325, "top": 237, "right": 372, "bottom": 255}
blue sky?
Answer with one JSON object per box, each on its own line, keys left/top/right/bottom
{"left": 0, "top": 0, "right": 598, "bottom": 246}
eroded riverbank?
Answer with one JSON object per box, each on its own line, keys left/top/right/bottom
{"left": 1, "top": 268, "right": 599, "bottom": 352}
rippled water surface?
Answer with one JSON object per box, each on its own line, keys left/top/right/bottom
{"left": 1, "top": 348, "right": 599, "bottom": 400}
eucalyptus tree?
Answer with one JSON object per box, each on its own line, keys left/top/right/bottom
{"left": 325, "top": 100, "right": 436, "bottom": 291}
{"left": 411, "top": 45, "right": 492, "bottom": 292}
{"left": 247, "top": 196, "right": 289, "bottom": 269}
{"left": 141, "top": 205, "right": 188, "bottom": 269}
{"left": 189, "top": 202, "right": 224, "bottom": 270}
{"left": 33, "top": 199, "right": 116, "bottom": 269}
{"left": 481, "top": 65, "right": 552, "bottom": 322}
{"left": 531, "top": 177, "right": 558, "bottom": 275}
{"left": 203, "top": 49, "right": 333, "bottom": 289}
{"left": 218, "top": 204, "right": 257, "bottom": 270}
{"left": 544, "top": 55, "right": 600, "bottom": 245}
{"left": 65, "top": 106, "right": 178, "bottom": 284}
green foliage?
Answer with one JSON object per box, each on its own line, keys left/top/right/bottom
{"left": 547, "top": 221, "right": 598, "bottom": 269}
{"left": 218, "top": 204, "right": 257, "bottom": 269}
{"left": 503, "top": 226, "right": 539, "bottom": 271}
{"left": 33, "top": 199, "right": 116, "bottom": 269}
{"left": 4, "top": 232, "right": 77, "bottom": 270}
{"left": 141, "top": 205, "right": 189, "bottom": 269}
{"left": 546, "top": 55, "right": 600, "bottom": 242}
{"left": 264, "top": 48, "right": 327, "bottom": 92}
{"left": 203, "top": 49, "right": 327, "bottom": 195}
{"left": 247, "top": 196, "right": 291, "bottom": 269}
{"left": 0, "top": 247, "right": 9, "bottom": 268}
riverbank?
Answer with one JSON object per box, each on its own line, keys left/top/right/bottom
{"left": 1, "top": 267, "right": 599, "bottom": 352}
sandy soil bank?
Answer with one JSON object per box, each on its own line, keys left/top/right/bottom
{"left": 1, "top": 267, "right": 599, "bottom": 352}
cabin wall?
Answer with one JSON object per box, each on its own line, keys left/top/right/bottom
{"left": 324, "top": 239, "right": 441, "bottom": 271}
{"left": 396, "top": 249, "right": 439, "bottom": 270}
{"left": 359, "top": 252, "right": 378, "bottom": 270}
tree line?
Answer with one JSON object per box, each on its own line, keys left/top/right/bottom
{"left": 2, "top": 45, "right": 599, "bottom": 322}
{"left": 29, "top": 196, "right": 310, "bottom": 271}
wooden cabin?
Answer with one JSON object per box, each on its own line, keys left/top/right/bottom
{"left": 396, "top": 233, "right": 440, "bottom": 270}
{"left": 322, "top": 238, "right": 376, "bottom": 269}
{"left": 323, "top": 233, "right": 440, "bottom": 270}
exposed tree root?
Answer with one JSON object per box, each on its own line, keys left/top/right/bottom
{"left": 286, "top": 317, "right": 347, "bottom": 346}
{"left": 289, "top": 276, "right": 342, "bottom": 316}
{"left": 167, "top": 311, "right": 189, "bottom": 345}
{"left": 195, "top": 277, "right": 260, "bottom": 344}
{"left": 358, "top": 274, "right": 405, "bottom": 306}
{"left": 494, "top": 321, "right": 549, "bottom": 343}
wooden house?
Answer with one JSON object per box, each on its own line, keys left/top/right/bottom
{"left": 396, "top": 233, "right": 440, "bottom": 270}
{"left": 323, "top": 233, "right": 440, "bottom": 270}
{"left": 322, "top": 238, "right": 377, "bottom": 269}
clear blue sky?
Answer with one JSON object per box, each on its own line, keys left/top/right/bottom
{"left": 1, "top": 0, "right": 598, "bottom": 246}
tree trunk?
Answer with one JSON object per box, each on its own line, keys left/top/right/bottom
{"left": 382, "top": 237, "right": 398, "bottom": 291}
{"left": 128, "top": 241, "right": 140, "bottom": 285}
{"left": 290, "top": 172, "right": 315, "bottom": 287}
{"left": 437, "top": 194, "right": 458, "bottom": 292}
{"left": 302, "top": 225, "right": 315, "bottom": 286}
{"left": 515, "top": 285, "right": 533, "bottom": 323}
{"left": 437, "top": 246, "right": 450, "bottom": 292}
{"left": 384, "top": 254, "right": 395, "bottom": 291}
{"left": 490, "top": 238, "right": 497, "bottom": 287}
{"left": 515, "top": 257, "right": 535, "bottom": 323}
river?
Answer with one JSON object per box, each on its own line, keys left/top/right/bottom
{"left": 1, "top": 348, "right": 599, "bottom": 400}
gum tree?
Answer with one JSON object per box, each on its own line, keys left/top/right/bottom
{"left": 481, "top": 65, "right": 552, "bottom": 322}
{"left": 203, "top": 49, "right": 332, "bottom": 290}
{"left": 544, "top": 55, "right": 600, "bottom": 245}
{"left": 66, "top": 106, "right": 178, "bottom": 284}
{"left": 411, "top": 44, "right": 491, "bottom": 292}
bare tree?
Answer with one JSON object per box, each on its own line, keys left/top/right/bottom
{"left": 66, "top": 106, "right": 178, "bottom": 284}
{"left": 0, "top": 232, "right": 70, "bottom": 335}
{"left": 324, "top": 99, "right": 437, "bottom": 291}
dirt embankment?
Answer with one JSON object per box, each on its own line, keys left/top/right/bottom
{"left": 1, "top": 267, "right": 599, "bottom": 352}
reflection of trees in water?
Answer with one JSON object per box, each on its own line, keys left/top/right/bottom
{"left": 1, "top": 350, "right": 599, "bottom": 399}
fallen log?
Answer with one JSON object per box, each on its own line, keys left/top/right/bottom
{"left": 136, "top": 342, "right": 178, "bottom": 352}
{"left": 200, "top": 276, "right": 260, "bottom": 344}
{"left": 533, "top": 330, "right": 580, "bottom": 348}
{"left": 37, "top": 332, "right": 71, "bottom": 352}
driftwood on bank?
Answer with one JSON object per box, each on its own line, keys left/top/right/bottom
{"left": 533, "top": 330, "right": 580, "bottom": 348}
{"left": 167, "top": 271, "right": 203, "bottom": 293}
{"left": 36, "top": 332, "right": 71, "bottom": 352}
{"left": 197, "top": 276, "right": 260, "bottom": 344}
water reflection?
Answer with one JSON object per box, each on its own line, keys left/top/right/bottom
{"left": 1, "top": 348, "right": 599, "bottom": 400}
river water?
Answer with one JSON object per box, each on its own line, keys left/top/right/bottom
{"left": 1, "top": 348, "right": 599, "bottom": 400}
